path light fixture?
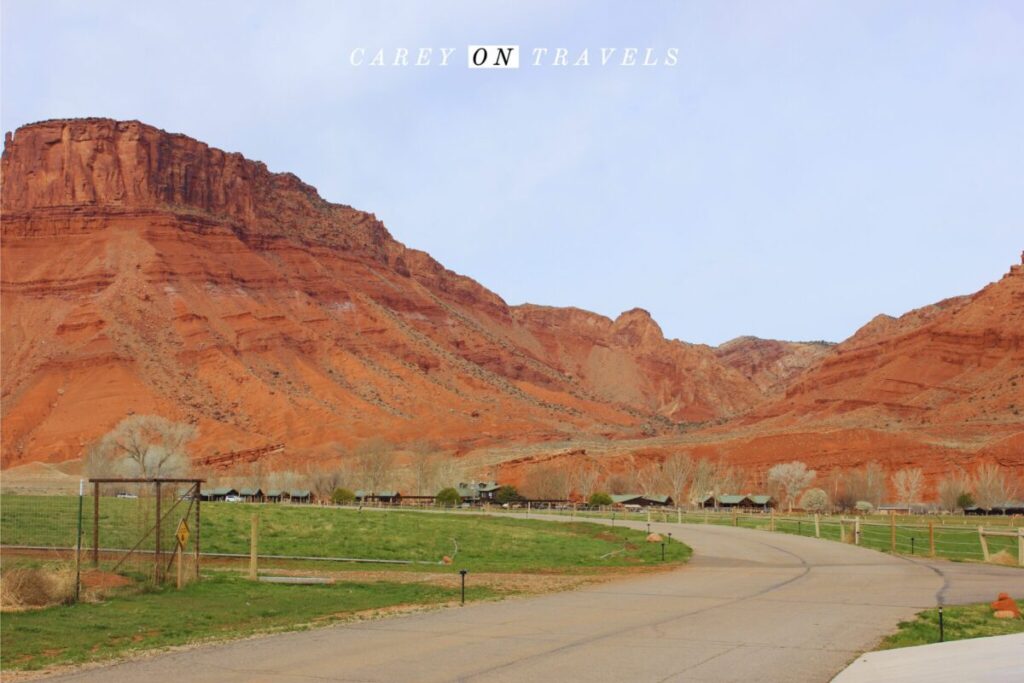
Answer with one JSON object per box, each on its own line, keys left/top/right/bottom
{"left": 661, "top": 542, "right": 665, "bottom": 561}
{"left": 460, "top": 569, "right": 468, "bottom": 605}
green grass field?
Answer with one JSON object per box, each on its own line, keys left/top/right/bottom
{"left": 0, "top": 571, "right": 498, "bottom": 671}
{"left": 0, "top": 495, "right": 690, "bottom": 572}
{"left": 879, "top": 600, "right": 1024, "bottom": 649}
{"left": 519, "top": 507, "right": 1021, "bottom": 563}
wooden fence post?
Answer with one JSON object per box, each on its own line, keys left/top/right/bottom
{"left": 176, "top": 542, "right": 183, "bottom": 589}
{"left": 839, "top": 519, "right": 846, "bottom": 543}
{"left": 855, "top": 518, "right": 861, "bottom": 545}
{"left": 732, "top": 508, "right": 738, "bottom": 527}
{"left": 814, "top": 513, "right": 820, "bottom": 538}
{"left": 770, "top": 507, "right": 775, "bottom": 532}
{"left": 890, "top": 513, "right": 896, "bottom": 553}
{"left": 154, "top": 481, "right": 162, "bottom": 583}
{"left": 929, "top": 522, "right": 936, "bottom": 557}
{"left": 92, "top": 482, "right": 100, "bottom": 567}
{"left": 249, "top": 513, "right": 259, "bottom": 579}
{"left": 978, "top": 526, "right": 989, "bottom": 562}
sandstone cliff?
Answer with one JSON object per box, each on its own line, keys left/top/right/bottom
{"left": 1, "top": 118, "right": 772, "bottom": 466}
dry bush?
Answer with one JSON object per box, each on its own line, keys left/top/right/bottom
{"left": 989, "top": 550, "right": 1017, "bottom": 566}
{"left": 0, "top": 563, "right": 76, "bottom": 610}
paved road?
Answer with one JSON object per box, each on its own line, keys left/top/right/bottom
{"left": 48, "top": 517, "right": 1024, "bottom": 683}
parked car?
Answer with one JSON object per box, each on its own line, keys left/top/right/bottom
{"left": 225, "top": 494, "right": 243, "bottom": 503}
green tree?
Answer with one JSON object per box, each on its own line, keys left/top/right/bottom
{"left": 331, "top": 487, "right": 355, "bottom": 505}
{"left": 435, "top": 487, "right": 461, "bottom": 507}
{"left": 956, "top": 492, "right": 975, "bottom": 511}
{"left": 495, "top": 485, "right": 523, "bottom": 504}
{"left": 588, "top": 492, "right": 613, "bottom": 507}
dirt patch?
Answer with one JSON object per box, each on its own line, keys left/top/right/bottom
{"left": 80, "top": 570, "right": 133, "bottom": 590}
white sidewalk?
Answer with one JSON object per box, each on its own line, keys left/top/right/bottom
{"left": 832, "top": 633, "right": 1024, "bottom": 683}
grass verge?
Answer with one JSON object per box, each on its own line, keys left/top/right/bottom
{"left": 878, "top": 600, "right": 1024, "bottom": 649}
{"left": 0, "top": 571, "right": 498, "bottom": 671}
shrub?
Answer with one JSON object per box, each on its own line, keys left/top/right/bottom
{"left": 799, "top": 488, "right": 829, "bottom": 514}
{"left": 495, "top": 485, "right": 523, "bottom": 504}
{"left": 435, "top": 487, "right": 461, "bottom": 507}
{"left": 0, "top": 564, "right": 76, "bottom": 609}
{"left": 854, "top": 500, "right": 874, "bottom": 514}
{"left": 331, "top": 487, "right": 355, "bottom": 505}
{"left": 588, "top": 492, "right": 613, "bottom": 507}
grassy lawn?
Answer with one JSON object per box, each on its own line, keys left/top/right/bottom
{"left": 879, "top": 600, "right": 1024, "bottom": 649}
{"left": 530, "top": 507, "right": 1020, "bottom": 563}
{"left": 1, "top": 496, "right": 690, "bottom": 572}
{"left": 0, "top": 571, "right": 498, "bottom": 671}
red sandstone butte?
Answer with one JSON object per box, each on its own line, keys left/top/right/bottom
{"left": 2, "top": 118, "right": 1021, "bottom": 485}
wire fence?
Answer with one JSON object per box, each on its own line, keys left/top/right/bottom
{"left": 3, "top": 494, "right": 1021, "bottom": 589}
{"left": 1, "top": 482, "right": 201, "bottom": 586}
{"left": 454, "top": 504, "right": 1024, "bottom": 565}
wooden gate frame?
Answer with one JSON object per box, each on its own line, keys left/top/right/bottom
{"left": 88, "top": 478, "right": 204, "bottom": 583}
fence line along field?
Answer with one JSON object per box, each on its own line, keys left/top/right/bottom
{"left": 0, "top": 494, "right": 691, "bottom": 573}
{"left": 507, "top": 506, "right": 1024, "bottom": 565}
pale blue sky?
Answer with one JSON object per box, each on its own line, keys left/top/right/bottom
{"left": 2, "top": 1, "right": 1021, "bottom": 345}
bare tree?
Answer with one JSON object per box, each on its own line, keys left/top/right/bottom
{"left": 937, "top": 472, "right": 972, "bottom": 512}
{"left": 523, "top": 465, "right": 571, "bottom": 500}
{"left": 90, "top": 415, "right": 196, "bottom": 478}
{"left": 606, "top": 472, "right": 636, "bottom": 495}
{"left": 354, "top": 438, "right": 397, "bottom": 493}
{"left": 660, "top": 453, "right": 694, "bottom": 506}
{"left": 239, "top": 459, "right": 267, "bottom": 492}
{"left": 636, "top": 462, "right": 661, "bottom": 495}
{"left": 712, "top": 464, "right": 743, "bottom": 499}
{"left": 843, "top": 462, "right": 886, "bottom": 508}
{"left": 570, "top": 461, "right": 601, "bottom": 500}
{"left": 267, "top": 469, "right": 301, "bottom": 493}
{"left": 973, "top": 462, "right": 1017, "bottom": 510}
{"left": 688, "top": 458, "right": 717, "bottom": 507}
{"left": 408, "top": 440, "right": 440, "bottom": 495}
{"left": 435, "top": 457, "right": 464, "bottom": 492}
{"left": 307, "top": 467, "right": 350, "bottom": 503}
{"left": 892, "top": 468, "right": 924, "bottom": 507}
{"left": 83, "top": 439, "right": 120, "bottom": 478}
{"left": 767, "top": 461, "right": 816, "bottom": 512}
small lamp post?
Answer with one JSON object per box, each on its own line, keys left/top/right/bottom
{"left": 459, "top": 569, "right": 468, "bottom": 605}
{"left": 661, "top": 542, "right": 665, "bottom": 561}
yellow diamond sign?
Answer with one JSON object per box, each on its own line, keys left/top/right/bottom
{"left": 176, "top": 520, "right": 190, "bottom": 547}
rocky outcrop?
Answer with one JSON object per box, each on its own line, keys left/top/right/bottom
{"left": 715, "top": 337, "right": 834, "bottom": 396}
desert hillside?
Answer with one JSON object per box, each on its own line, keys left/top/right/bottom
{"left": 2, "top": 118, "right": 1020, "bottom": 485}
{"left": 2, "top": 118, "right": 796, "bottom": 468}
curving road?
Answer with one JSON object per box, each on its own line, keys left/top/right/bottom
{"left": 48, "top": 516, "right": 1024, "bottom": 683}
